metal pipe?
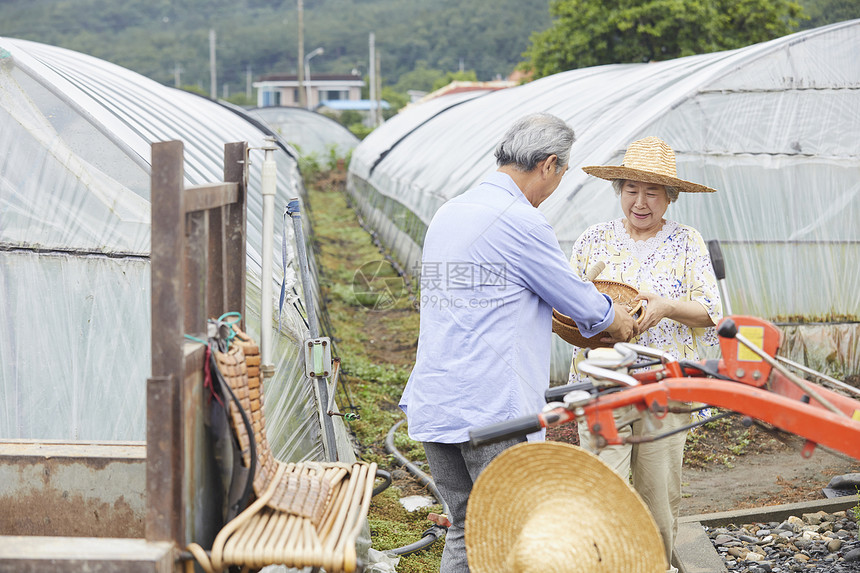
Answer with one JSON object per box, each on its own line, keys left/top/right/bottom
{"left": 304, "top": 47, "right": 324, "bottom": 111}
{"left": 776, "top": 355, "right": 860, "bottom": 399}
{"left": 287, "top": 198, "right": 338, "bottom": 461}
{"left": 733, "top": 332, "right": 848, "bottom": 418}
{"left": 578, "top": 362, "right": 640, "bottom": 388}
{"left": 259, "top": 137, "right": 278, "bottom": 373}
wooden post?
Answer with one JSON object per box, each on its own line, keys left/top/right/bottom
{"left": 224, "top": 142, "right": 248, "bottom": 330}
{"left": 147, "top": 141, "right": 186, "bottom": 543}
{"left": 146, "top": 140, "right": 248, "bottom": 548}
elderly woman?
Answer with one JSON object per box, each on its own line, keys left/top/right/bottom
{"left": 569, "top": 136, "right": 722, "bottom": 572}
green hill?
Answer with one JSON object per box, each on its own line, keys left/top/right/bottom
{"left": 0, "top": 0, "right": 552, "bottom": 97}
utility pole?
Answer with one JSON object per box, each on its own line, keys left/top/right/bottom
{"left": 246, "top": 65, "right": 252, "bottom": 100}
{"left": 209, "top": 29, "right": 217, "bottom": 99}
{"left": 368, "top": 32, "right": 376, "bottom": 127}
{"left": 375, "top": 49, "right": 382, "bottom": 126}
{"left": 174, "top": 62, "right": 182, "bottom": 88}
{"left": 297, "top": 0, "right": 306, "bottom": 108}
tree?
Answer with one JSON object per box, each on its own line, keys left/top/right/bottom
{"left": 431, "top": 70, "right": 479, "bottom": 92}
{"left": 393, "top": 62, "right": 447, "bottom": 93}
{"left": 523, "top": 0, "right": 805, "bottom": 78}
{"left": 800, "top": 0, "right": 860, "bottom": 29}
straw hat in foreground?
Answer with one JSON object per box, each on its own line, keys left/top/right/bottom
{"left": 466, "top": 441, "right": 667, "bottom": 573}
{"left": 582, "top": 136, "right": 716, "bottom": 193}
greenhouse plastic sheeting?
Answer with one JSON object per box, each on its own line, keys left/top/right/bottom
{"left": 348, "top": 21, "right": 860, "bottom": 382}
{"left": 0, "top": 38, "right": 353, "bottom": 464}
{"left": 246, "top": 106, "right": 359, "bottom": 159}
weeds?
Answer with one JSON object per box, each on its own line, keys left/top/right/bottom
{"left": 684, "top": 410, "right": 756, "bottom": 469}
{"left": 852, "top": 487, "right": 860, "bottom": 521}
{"left": 305, "top": 166, "right": 440, "bottom": 572}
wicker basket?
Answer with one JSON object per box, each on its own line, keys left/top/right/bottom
{"left": 553, "top": 279, "right": 643, "bottom": 349}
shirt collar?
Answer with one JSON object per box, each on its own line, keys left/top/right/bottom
{"left": 483, "top": 171, "right": 532, "bottom": 207}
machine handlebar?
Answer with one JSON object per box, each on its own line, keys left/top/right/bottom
{"left": 707, "top": 239, "right": 726, "bottom": 281}
{"left": 544, "top": 381, "right": 593, "bottom": 403}
{"left": 469, "top": 415, "right": 543, "bottom": 447}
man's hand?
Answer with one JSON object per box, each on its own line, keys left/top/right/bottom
{"left": 600, "top": 302, "right": 638, "bottom": 343}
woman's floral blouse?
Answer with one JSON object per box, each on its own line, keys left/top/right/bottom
{"left": 569, "top": 218, "right": 723, "bottom": 383}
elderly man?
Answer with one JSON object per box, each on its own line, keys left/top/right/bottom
{"left": 399, "top": 112, "right": 637, "bottom": 572}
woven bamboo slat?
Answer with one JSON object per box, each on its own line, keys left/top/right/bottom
{"left": 187, "top": 328, "right": 377, "bottom": 573}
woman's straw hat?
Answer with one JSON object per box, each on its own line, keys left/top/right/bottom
{"left": 466, "top": 442, "right": 667, "bottom": 573}
{"left": 582, "top": 136, "right": 716, "bottom": 193}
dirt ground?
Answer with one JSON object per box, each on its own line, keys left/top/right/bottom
{"left": 547, "top": 416, "right": 860, "bottom": 516}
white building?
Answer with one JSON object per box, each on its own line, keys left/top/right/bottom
{"left": 254, "top": 73, "right": 365, "bottom": 108}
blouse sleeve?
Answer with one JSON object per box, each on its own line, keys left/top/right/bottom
{"left": 567, "top": 226, "right": 602, "bottom": 381}
{"left": 569, "top": 225, "right": 599, "bottom": 277}
{"left": 685, "top": 227, "right": 723, "bottom": 347}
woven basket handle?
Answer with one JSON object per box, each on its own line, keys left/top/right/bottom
{"left": 585, "top": 261, "right": 605, "bottom": 282}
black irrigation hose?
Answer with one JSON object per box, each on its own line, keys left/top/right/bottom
{"left": 383, "top": 419, "right": 449, "bottom": 556}
{"left": 389, "top": 525, "right": 448, "bottom": 557}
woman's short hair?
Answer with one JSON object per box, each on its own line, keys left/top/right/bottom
{"left": 494, "top": 113, "right": 575, "bottom": 174}
{"left": 611, "top": 179, "right": 679, "bottom": 203}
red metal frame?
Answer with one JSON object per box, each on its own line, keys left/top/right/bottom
{"left": 538, "top": 316, "right": 860, "bottom": 460}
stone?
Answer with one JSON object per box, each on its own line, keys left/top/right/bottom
{"left": 728, "top": 547, "right": 748, "bottom": 559}
{"left": 707, "top": 508, "right": 859, "bottom": 573}
{"left": 826, "top": 473, "right": 860, "bottom": 489}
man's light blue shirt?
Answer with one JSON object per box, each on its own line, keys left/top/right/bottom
{"left": 399, "top": 171, "right": 614, "bottom": 443}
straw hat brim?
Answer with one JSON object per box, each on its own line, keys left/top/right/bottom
{"left": 583, "top": 165, "right": 716, "bottom": 193}
{"left": 466, "top": 442, "right": 667, "bottom": 573}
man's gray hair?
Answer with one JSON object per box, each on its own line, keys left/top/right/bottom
{"left": 611, "top": 179, "right": 680, "bottom": 203}
{"left": 494, "top": 113, "right": 575, "bottom": 173}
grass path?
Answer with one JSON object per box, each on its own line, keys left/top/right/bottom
{"left": 304, "top": 172, "right": 443, "bottom": 572}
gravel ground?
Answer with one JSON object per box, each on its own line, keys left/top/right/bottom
{"left": 706, "top": 510, "right": 860, "bottom": 572}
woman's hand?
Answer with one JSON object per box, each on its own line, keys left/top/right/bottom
{"left": 634, "top": 292, "right": 716, "bottom": 332}
{"left": 634, "top": 292, "right": 672, "bottom": 332}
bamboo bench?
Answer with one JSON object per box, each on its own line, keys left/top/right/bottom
{"left": 187, "top": 329, "right": 376, "bottom": 573}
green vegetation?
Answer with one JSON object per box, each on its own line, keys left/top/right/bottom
{"left": 851, "top": 489, "right": 860, "bottom": 521}
{"left": 802, "top": 0, "right": 860, "bottom": 29}
{"left": 2, "top": 0, "right": 855, "bottom": 116}
{"left": 0, "top": 0, "right": 550, "bottom": 111}
{"left": 523, "top": 0, "right": 810, "bottom": 78}
{"left": 302, "top": 161, "right": 439, "bottom": 571}
{"left": 685, "top": 411, "right": 743, "bottom": 468}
